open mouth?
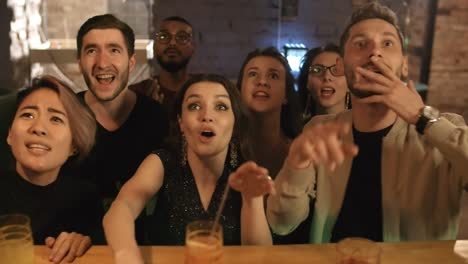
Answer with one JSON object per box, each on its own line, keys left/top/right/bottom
{"left": 27, "top": 143, "right": 51, "bottom": 151}
{"left": 26, "top": 143, "right": 51, "bottom": 154}
{"left": 253, "top": 91, "right": 269, "bottom": 98}
{"left": 201, "top": 130, "right": 215, "bottom": 138}
{"left": 320, "top": 87, "right": 335, "bottom": 97}
{"left": 95, "top": 74, "right": 115, "bottom": 84}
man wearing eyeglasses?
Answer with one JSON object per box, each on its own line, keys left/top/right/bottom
{"left": 268, "top": 2, "right": 468, "bottom": 243}
{"left": 130, "top": 16, "right": 195, "bottom": 111}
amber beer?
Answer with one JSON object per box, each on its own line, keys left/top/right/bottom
{"left": 0, "top": 215, "right": 34, "bottom": 264}
{"left": 185, "top": 220, "right": 223, "bottom": 264}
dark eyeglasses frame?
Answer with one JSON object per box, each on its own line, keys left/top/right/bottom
{"left": 308, "top": 64, "right": 342, "bottom": 77}
{"left": 155, "top": 31, "right": 192, "bottom": 45}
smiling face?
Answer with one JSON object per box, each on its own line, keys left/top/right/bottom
{"left": 240, "top": 56, "right": 286, "bottom": 115}
{"left": 154, "top": 20, "right": 194, "bottom": 73}
{"left": 307, "top": 51, "right": 348, "bottom": 111}
{"left": 78, "top": 28, "right": 136, "bottom": 101}
{"left": 342, "top": 18, "right": 408, "bottom": 98}
{"left": 7, "top": 88, "right": 74, "bottom": 178}
{"left": 178, "top": 81, "right": 234, "bottom": 159}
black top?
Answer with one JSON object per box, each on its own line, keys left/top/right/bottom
{"left": 148, "top": 149, "right": 242, "bottom": 245}
{"left": 0, "top": 170, "right": 104, "bottom": 245}
{"left": 155, "top": 78, "right": 177, "bottom": 115}
{"left": 129, "top": 75, "right": 195, "bottom": 116}
{"left": 73, "top": 91, "right": 169, "bottom": 244}
{"left": 331, "top": 125, "right": 392, "bottom": 242}
{"left": 74, "top": 92, "right": 169, "bottom": 203}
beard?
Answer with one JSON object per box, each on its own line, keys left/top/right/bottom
{"left": 156, "top": 54, "right": 190, "bottom": 73}
{"left": 83, "top": 67, "right": 129, "bottom": 102}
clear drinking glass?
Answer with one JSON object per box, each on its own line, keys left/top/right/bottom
{"left": 336, "top": 237, "right": 381, "bottom": 264}
{"left": 0, "top": 214, "right": 34, "bottom": 264}
{"left": 185, "top": 220, "right": 223, "bottom": 264}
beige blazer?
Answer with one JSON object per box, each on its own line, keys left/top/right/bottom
{"left": 267, "top": 110, "right": 468, "bottom": 243}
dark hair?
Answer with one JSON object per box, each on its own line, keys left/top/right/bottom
{"left": 298, "top": 43, "right": 349, "bottom": 120}
{"left": 76, "top": 14, "right": 135, "bottom": 58}
{"left": 13, "top": 75, "right": 96, "bottom": 162}
{"left": 172, "top": 74, "right": 253, "bottom": 160}
{"left": 339, "top": 1, "right": 406, "bottom": 55}
{"left": 162, "top": 16, "right": 193, "bottom": 28}
{"left": 236, "top": 47, "right": 301, "bottom": 139}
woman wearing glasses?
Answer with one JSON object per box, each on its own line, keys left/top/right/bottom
{"left": 298, "top": 43, "right": 350, "bottom": 124}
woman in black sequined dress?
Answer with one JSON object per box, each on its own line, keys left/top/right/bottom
{"left": 103, "top": 74, "right": 275, "bottom": 264}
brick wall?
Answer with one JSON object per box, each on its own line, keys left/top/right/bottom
{"left": 108, "top": 0, "right": 151, "bottom": 39}
{"left": 152, "top": 0, "right": 352, "bottom": 78}
{"left": 44, "top": 1, "right": 107, "bottom": 39}
{"left": 45, "top": 0, "right": 150, "bottom": 39}
{"left": 427, "top": 0, "right": 468, "bottom": 120}
{"left": 150, "top": 0, "right": 428, "bottom": 80}
{"left": 405, "top": 0, "right": 432, "bottom": 84}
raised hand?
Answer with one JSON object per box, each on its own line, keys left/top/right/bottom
{"left": 228, "top": 161, "right": 275, "bottom": 199}
{"left": 45, "top": 232, "right": 91, "bottom": 263}
{"left": 352, "top": 55, "right": 425, "bottom": 124}
{"left": 287, "top": 121, "right": 358, "bottom": 171}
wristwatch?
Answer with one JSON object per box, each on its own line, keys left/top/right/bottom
{"left": 415, "top": 105, "right": 440, "bottom": 135}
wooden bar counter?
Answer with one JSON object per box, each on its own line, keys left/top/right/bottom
{"left": 34, "top": 240, "right": 468, "bottom": 264}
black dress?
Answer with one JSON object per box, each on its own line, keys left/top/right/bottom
{"left": 0, "top": 170, "right": 104, "bottom": 244}
{"left": 148, "top": 149, "right": 242, "bottom": 245}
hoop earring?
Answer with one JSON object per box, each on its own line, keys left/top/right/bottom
{"left": 229, "top": 141, "right": 238, "bottom": 168}
{"left": 302, "top": 93, "right": 312, "bottom": 121}
{"left": 345, "top": 91, "right": 350, "bottom": 110}
{"left": 180, "top": 135, "right": 187, "bottom": 166}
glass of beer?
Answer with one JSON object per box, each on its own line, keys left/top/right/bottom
{"left": 185, "top": 220, "right": 223, "bottom": 264}
{"left": 0, "top": 214, "right": 34, "bottom": 264}
{"left": 336, "top": 237, "right": 381, "bottom": 264}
